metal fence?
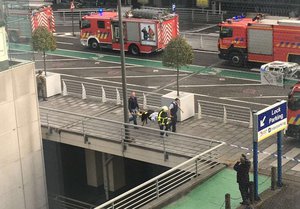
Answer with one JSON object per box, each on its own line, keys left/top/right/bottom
{"left": 93, "top": 143, "right": 224, "bottom": 209}
{"left": 48, "top": 194, "right": 95, "bottom": 209}
{"left": 197, "top": 100, "right": 253, "bottom": 128}
{"left": 53, "top": 7, "right": 224, "bottom": 26}
{"left": 62, "top": 79, "right": 163, "bottom": 110}
{"left": 181, "top": 32, "right": 218, "bottom": 51}
{"left": 40, "top": 106, "right": 223, "bottom": 158}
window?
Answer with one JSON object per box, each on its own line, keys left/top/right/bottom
{"left": 81, "top": 20, "right": 90, "bottom": 29}
{"left": 97, "top": 21, "right": 105, "bottom": 29}
{"left": 220, "top": 27, "right": 233, "bottom": 38}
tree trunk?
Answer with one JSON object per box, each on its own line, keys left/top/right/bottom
{"left": 43, "top": 51, "right": 47, "bottom": 76}
{"left": 176, "top": 66, "right": 179, "bottom": 96}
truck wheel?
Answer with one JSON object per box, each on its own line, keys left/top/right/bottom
{"left": 89, "top": 39, "right": 99, "bottom": 50}
{"left": 9, "top": 31, "right": 19, "bottom": 43}
{"left": 129, "top": 44, "right": 140, "bottom": 55}
{"left": 230, "top": 52, "right": 244, "bottom": 67}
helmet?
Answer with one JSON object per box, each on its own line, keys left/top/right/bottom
{"left": 162, "top": 106, "right": 168, "bottom": 112}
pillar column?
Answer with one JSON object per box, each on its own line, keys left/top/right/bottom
{"left": 85, "top": 149, "right": 103, "bottom": 187}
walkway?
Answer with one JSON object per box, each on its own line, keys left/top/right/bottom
{"left": 163, "top": 169, "right": 270, "bottom": 209}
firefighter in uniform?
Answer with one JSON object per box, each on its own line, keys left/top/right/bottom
{"left": 157, "top": 106, "right": 169, "bottom": 137}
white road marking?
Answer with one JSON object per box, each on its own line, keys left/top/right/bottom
{"left": 194, "top": 50, "right": 218, "bottom": 54}
{"left": 270, "top": 148, "right": 300, "bottom": 167}
{"left": 86, "top": 74, "right": 188, "bottom": 79}
{"left": 57, "top": 41, "right": 74, "bottom": 45}
{"left": 35, "top": 58, "right": 80, "bottom": 62}
{"left": 250, "top": 68, "right": 260, "bottom": 72}
{"left": 251, "top": 144, "right": 277, "bottom": 163}
{"left": 221, "top": 96, "right": 286, "bottom": 99}
{"left": 164, "top": 89, "right": 270, "bottom": 107}
{"left": 291, "top": 162, "right": 300, "bottom": 171}
{"left": 180, "top": 83, "right": 265, "bottom": 88}
{"left": 36, "top": 66, "right": 139, "bottom": 71}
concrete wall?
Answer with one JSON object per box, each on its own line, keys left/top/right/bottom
{"left": 0, "top": 63, "right": 48, "bottom": 209}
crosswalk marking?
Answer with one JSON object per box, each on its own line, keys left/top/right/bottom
{"left": 257, "top": 144, "right": 277, "bottom": 163}
{"left": 270, "top": 148, "right": 300, "bottom": 167}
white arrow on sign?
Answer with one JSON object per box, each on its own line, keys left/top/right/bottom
{"left": 260, "top": 116, "right": 266, "bottom": 127}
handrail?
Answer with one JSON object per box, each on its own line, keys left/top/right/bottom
{"left": 49, "top": 194, "right": 96, "bottom": 209}
{"left": 94, "top": 142, "right": 224, "bottom": 209}
{"left": 198, "top": 100, "right": 251, "bottom": 110}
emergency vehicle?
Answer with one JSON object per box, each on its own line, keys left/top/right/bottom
{"left": 218, "top": 14, "right": 300, "bottom": 66}
{"left": 80, "top": 9, "right": 179, "bottom": 55}
{"left": 7, "top": 3, "right": 55, "bottom": 42}
{"left": 287, "top": 82, "right": 300, "bottom": 140}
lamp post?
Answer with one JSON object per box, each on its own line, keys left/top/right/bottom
{"left": 117, "top": 0, "right": 129, "bottom": 124}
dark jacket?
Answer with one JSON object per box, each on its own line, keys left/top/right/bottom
{"left": 128, "top": 96, "right": 139, "bottom": 111}
{"left": 234, "top": 160, "right": 251, "bottom": 184}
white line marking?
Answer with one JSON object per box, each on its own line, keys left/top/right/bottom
{"left": 164, "top": 89, "right": 270, "bottom": 107}
{"left": 36, "top": 65, "right": 140, "bottom": 71}
{"left": 180, "top": 83, "right": 264, "bottom": 88}
{"left": 34, "top": 58, "right": 80, "bottom": 62}
{"left": 221, "top": 96, "right": 286, "bottom": 99}
{"left": 270, "top": 148, "right": 300, "bottom": 167}
{"left": 194, "top": 50, "right": 218, "bottom": 54}
{"left": 86, "top": 74, "right": 188, "bottom": 79}
{"left": 57, "top": 41, "right": 74, "bottom": 45}
{"left": 254, "top": 144, "right": 277, "bottom": 163}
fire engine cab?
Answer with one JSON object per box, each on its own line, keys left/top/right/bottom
{"left": 80, "top": 9, "right": 179, "bottom": 55}
{"left": 218, "top": 14, "right": 300, "bottom": 66}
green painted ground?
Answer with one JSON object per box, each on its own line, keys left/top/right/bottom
{"left": 11, "top": 43, "right": 297, "bottom": 85}
{"left": 163, "top": 168, "right": 270, "bottom": 209}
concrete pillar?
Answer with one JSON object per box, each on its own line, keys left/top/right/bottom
{"left": 102, "top": 153, "right": 126, "bottom": 192}
{"left": 85, "top": 150, "right": 103, "bottom": 187}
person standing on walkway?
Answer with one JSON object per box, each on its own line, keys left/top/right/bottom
{"left": 128, "top": 91, "right": 139, "bottom": 125}
{"left": 158, "top": 106, "right": 169, "bottom": 137}
{"left": 234, "top": 154, "right": 251, "bottom": 205}
{"left": 36, "top": 70, "right": 47, "bottom": 101}
{"left": 169, "top": 98, "right": 181, "bottom": 132}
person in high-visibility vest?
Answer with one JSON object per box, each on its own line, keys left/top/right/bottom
{"left": 157, "top": 106, "right": 169, "bottom": 137}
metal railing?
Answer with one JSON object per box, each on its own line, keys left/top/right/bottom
{"left": 49, "top": 194, "right": 96, "bottom": 209}
{"left": 40, "top": 106, "right": 222, "bottom": 158}
{"left": 62, "top": 79, "right": 163, "bottom": 109}
{"left": 181, "top": 32, "right": 218, "bottom": 51}
{"left": 197, "top": 100, "right": 253, "bottom": 128}
{"left": 53, "top": 7, "right": 224, "bottom": 26}
{"left": 141, "top": 6, "right": 224, "bottom": 23}
{"left": 93, "top": 143, "right": 224, "bottom": 209}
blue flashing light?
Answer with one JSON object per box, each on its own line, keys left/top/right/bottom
{"left": 98, "top": 8, "right": 103, "bottom": 16}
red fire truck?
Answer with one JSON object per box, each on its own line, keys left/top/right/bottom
{"left": 218, "top": 15, "right": 300, "bottom": 66}
{"left": 7, "top": 3, "right": 55, "bottom": 42}
{"left": 80, "top": 9, "right": 179, "bottom": 55}
{"left": 287, "top": 82, "right": 300, "bottom": 139}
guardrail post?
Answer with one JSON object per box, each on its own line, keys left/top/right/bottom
{"left": 271, "top": 166, "right": 276, "bottom": 190}
{"left": 162, "top": 137, "right": 168, "bottom": 161}
{"left": 101, "top": 86, "right": 107, "bottom": 103}
{"left": 143, "top": 93, "right": 147, "bottom": 110}
{"left": 192, "top": 9, "right": 194, "bottom": 22}
{"left": 198, "top": 103, "right": 202, "bottom": 119}
{"left": 200, "top": 35, "right": 203, "bottom": 49}
{"left": 195, "top": 159, "right": 198, "bottom": 177}
{"left": 249, "top": 109, "right": 253, "bottom": 128}
{"left": 63, "top": 11, "right": 66, "bottom": 24}
{"left": 81, "top": 83, "right": 86, "bottom": 100}
{"left": 156, "top": 179, "right": 160, "bottom": 198}
{"left": 223, "top": 106, "right": 227, "bottom": 124}
{"left": 249, "top": 181, "right": 254, "bottom": 204}
{"left": 225, "top": 193, "right": 231, "bottom": 209}
{"left": 116, "top": 88, "right": 121, "bottom": 105}
{"left": 62, "top": 80, "right": 68, "bottom": 96}
{"left": 206, "top": 11, "right": 209, "bottom": 22}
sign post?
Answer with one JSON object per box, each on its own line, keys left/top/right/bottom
{"left": 253, "top": 100, "right": 287, "bottom": 200}
{"left": 70, "top": 1, "right": 75, "bottom": 36}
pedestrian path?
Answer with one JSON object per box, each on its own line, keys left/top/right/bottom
{"left": 163, "top": 168, "right": 270, "bottom": 209}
